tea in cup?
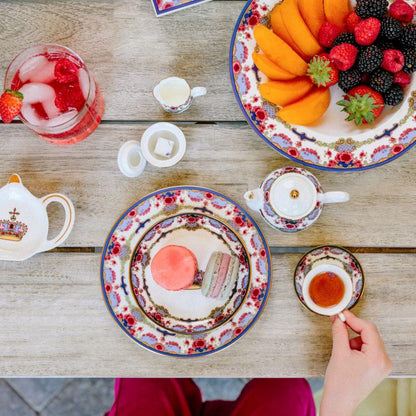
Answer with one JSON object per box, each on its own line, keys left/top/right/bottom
{"left": 302, "top": 264, "right": 353, "bottom": 321}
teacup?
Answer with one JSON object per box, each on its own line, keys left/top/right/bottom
{"left": 153, "top": 77, "right": 207, "bottom": 113}
{"left": 302, "top": 263, "right": 353, "bottom": 322}
{"left": 244, "top": 167, "right": 349, "bottom": 232}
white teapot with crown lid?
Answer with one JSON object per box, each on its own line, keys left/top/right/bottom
{"left": 0, "top": 174, "right": 75, "bottom": 261}
{"left": 244, "top": 167, "right": 349, "bottom": 233}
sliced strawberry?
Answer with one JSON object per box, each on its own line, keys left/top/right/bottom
{"left": 307, "top": 54, "right": 339, "bottom": 87}
{"left": 55, "top": 58, "right": 79, "bottom": 83}
{"left": 337, "top": 85, "right": 384, "bottom": 125}
{"left": 0, "top": 89, "right": 24, "bottom": 123}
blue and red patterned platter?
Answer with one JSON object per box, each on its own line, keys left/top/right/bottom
{"left": 101, "top": 187, "right": 272, "bottom": 357}
{"left": 151, "top": 0, "right": 212, "bottom": 17}
{"left": 230, "top": 0, "right": 416, "bottom": 171}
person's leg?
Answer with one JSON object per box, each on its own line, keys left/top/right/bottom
{"left": 105, "top": 378, "right": 203, "bottom": 416}
{"left": 203, "top": 378, "right": 315, "bottom": 416}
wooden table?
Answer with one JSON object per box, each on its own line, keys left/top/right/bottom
{"left": 0, "top": 0, "right": 415, "bottom": 377}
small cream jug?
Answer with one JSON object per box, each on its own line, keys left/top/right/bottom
{"left": 153, "top": 77, "right": 207, "bottom": 113}
{"left": 244, "top": 167, "right": 349, "bottom": 232}
{"left": 0, "top": 174, "right": 75, "bottom": 261}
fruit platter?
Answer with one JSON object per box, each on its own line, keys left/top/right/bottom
{"left": 230, "top": 0, "right": 416, "bottom": 170}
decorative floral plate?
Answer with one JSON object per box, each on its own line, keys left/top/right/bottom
{"left": 230, "top": 0, "right": 416, "bottom": 171}
{"left": 294, "top": 246, "right": 365, "bottom": 315}
{"left": 130, "top": 212, "right": 251, "bottom": 334}
{"left": 101, "top": 187, "right": 272, "bottom": 357}
{"left": 151, "top": 0, "right": 212, "bottom": 16}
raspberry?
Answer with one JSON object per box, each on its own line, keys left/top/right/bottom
{"left": 381, "top": 49, "right": 405, "bottom": 72}
{"left": 379, "top": 16, "right": 403, "bottom": 40}
{"left": 400, "top": 24, "right": 416, "bottom": 48}
{"left": 346, "top": 11, "right": 362, "bottom": 32}
{"left": 383, "top": 83, "right": 404, "bottom": 105}
{"left": 56, "top": 82, "right": 84, "bottom": 111}
{"left": 338, "top": 69, "right": 362, "bottom": 92}
{"left": 389, "top": 0, "right": 414, "bottom": 23}
{"left": 318, "top": 22, "right": 343, "bottom": 48}
{"left": 357, "top": 45, "right": 384, "bottom": 72}
{"left": 55, "top": 58, "right": 79, "bottom": 83}
{"left": 369, "top": 68, "right": 394, "bottom": 92}
{"left": 354, "top": 17, "right": 381, "bottom": 45}
{"left": 355, "top": 0, "right": 388, "bottom": 19}
{"left": 55, "top": 92, "right": 68, "bottom": 112}
{"left": 330, "top": 43, "right": 358, "bottom": 71}
{"left": 393, "top": 70, "right": 411, "bottom": 88}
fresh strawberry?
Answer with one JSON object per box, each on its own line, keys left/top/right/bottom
{"left": 381, "top": 49, "right": 404, "bottom": 72}
{"left": 55, "top": 58, "right": 79, "bottom": 83}
{"left": 0, "top": 89, "right": 24, "bottom": 123}
{"left": 346, "top": 11, "right": 362, "bottom": 33}
{"left": 318, "top": 22, "right": 343, "bottom": 48}
{"left": 337, "top": 85, "right": 384, "bottom": 125}
{"left": 354, "top": 17, "right": 381, "bottom": 45}
{"left": 307, "top": 54, "right": 339, "bottom": 87}
{"left": 393, "top": 70, "right": 412, "bottom": 88}
{"left": 390, "top": 0, "right": 414, "bottom": 23}
{"left": 329, "top": 43, "right": 358, "bottom": 71}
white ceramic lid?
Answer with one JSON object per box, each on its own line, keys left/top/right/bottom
{"left": 140, "top": 122, "right": 186, "bottom": 168}
{"left": 117, "top": 141, "right": 147, "bottom": 178}
{"left": 269, "top": 173, "right": 317, "bottom": 220}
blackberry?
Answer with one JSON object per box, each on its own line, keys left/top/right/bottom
{"left": 332, "top": 33, "right": 357, "bottom": 48}
{"left": 369, "top": 68, "right": 394, "bottom": 93}
{"left": 400, "top": 24, "right": 416, "bottom": 48}
{"left": 376, "top": 39, "right": 398, "bottom": 51}
{"left": 357, "top": 45, "right": 383, "bottom": 73}
{"left": 355, "top": 0, "right": 388, "bottom": 19}
{"left": 383, "top": 83, "right": 404, "bottom": 106}
{"left": 338, "top": 69, "right": 362, "bottom": 93}
{"left": 402, "top": 48, "right": 416, "bottom": 73}
{"left": 379, "top": 17, "right": 403, "bottom": 40}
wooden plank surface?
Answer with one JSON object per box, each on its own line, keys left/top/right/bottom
{"left": 0, "top": 123, "right": 415, "bottom": 248}
{"left": 0, "top": 0, "right": 245, "bottom": 121}
{"left": 0, "top": 252, "right": 414, "bottom": 377}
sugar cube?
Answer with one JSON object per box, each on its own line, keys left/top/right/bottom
{"left": 154, "top": 136, "right": 175, "bottom": 158}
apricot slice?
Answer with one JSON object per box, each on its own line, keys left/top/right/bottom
{"left": 324, "top": 0, "right": 350, "bottom": 30}
{"left": 279, "top": 0, "right": 323, "bottom": 59}
{"left": 253, "top": 52, "right": 297, "bottom": 80}
{"left": 277, "top": 87, "right": 330, "bottom": 125}
{"left": 259, "top": 77, "right": 314, "bottom": 106}
{"left": 253, "top": 24, "right": 308, "bottom": 76}
{"left": 271, "top": 5, "right": 308, "bottom": 60}
{"left": 298, "top": 0, "right": 325, "bottom": 38}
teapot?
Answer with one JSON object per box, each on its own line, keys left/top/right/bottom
{"left": 244, "top": 167, "right": 349, "bottom": 232}
{"left": 0, "top": 174, "right": 75, "bottom": 261}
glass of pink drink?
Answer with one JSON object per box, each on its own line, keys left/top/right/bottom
{"left": 4, "top": 43, "right": 104, "bottom": 145}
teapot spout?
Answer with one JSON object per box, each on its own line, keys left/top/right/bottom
{"left": 9, "top": 174, "right": 22, "bottom": 184}
{"left": 244, "top": 188, "right": 264, "bottom": 212}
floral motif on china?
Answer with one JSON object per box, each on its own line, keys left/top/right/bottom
{"left": 130, "top": 213, "right": 251, "bottom": 333}
{"left": 230, "top": 0, "right": 416, "bottom": 170}
{"left": 101, "top": 187, "right": 271, "bottom": 357}
{"left": 294, "top": 246, "right": 365, "bottom": 314}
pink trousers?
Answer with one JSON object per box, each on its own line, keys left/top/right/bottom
{"left": 105, "top": 378, "right": 316, "bottom": 416}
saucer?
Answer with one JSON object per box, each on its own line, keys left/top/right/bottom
{"left": 130, "top": 212, "right": 250, "bottom": 334}
{"left": 293, "top": 246, "right": 365, "bottom": 315}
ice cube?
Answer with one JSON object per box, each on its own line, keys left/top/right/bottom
{"left": 29, "top": 61, "right": 56, "bottom": 84}
{"left": 20, "top": 103, "right": 47, "bottom": 126}
{"left": 44, "top": 110, "right": 77, "bottom": 127}
{"left": 19, "top": 83, "right": 61, "bottom": 120}
{"left": 78, "top": 68, "right": 90, "bottom": 100}
{"left": 19, "top": 56, "right": 50, "bottom": 83}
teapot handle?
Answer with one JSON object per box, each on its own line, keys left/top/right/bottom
{"left": 321, "top": 191, "right": 350, "bottom": 204}
{"left": 38, "top": 194, "right": 75, "bottom": 253}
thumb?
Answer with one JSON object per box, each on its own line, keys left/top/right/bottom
{"left": 331, "top": 315, "right": 350, "bottom": 355}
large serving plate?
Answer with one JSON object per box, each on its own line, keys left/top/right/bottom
{"left": 230, "top": 0, "right": 416, "bottom": 171}
{"left": 101, "top": 187, "right": 271, "bottom": 357}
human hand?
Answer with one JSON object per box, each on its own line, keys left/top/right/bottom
{"left": 320, "top": 310, "right": 392, "bottom": 416}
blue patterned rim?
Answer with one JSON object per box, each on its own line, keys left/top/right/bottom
{"left": 100, "top": 186, "right": 272, "bottom": 357}
{"left": 229, "top": 0, "right": 416, "bottom": 172}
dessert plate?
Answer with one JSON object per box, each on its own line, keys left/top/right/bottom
{"left": 130, "top": 212, "right": 251, "bottom": 334}
{"left": 101, "top": 187, "right": 271, "bottom": 357}
{"left": 294, "top": 245, "right": 365, "bottom": 314}
{"left": 230, "top": 0, "right": 416, "bottom": 171}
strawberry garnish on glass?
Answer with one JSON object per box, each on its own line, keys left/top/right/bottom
{"left": 337, "top": 85, "right": 384, "bottom": 126}
{"left": 0, "top": 89, "right": 24, "bottom": 123}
